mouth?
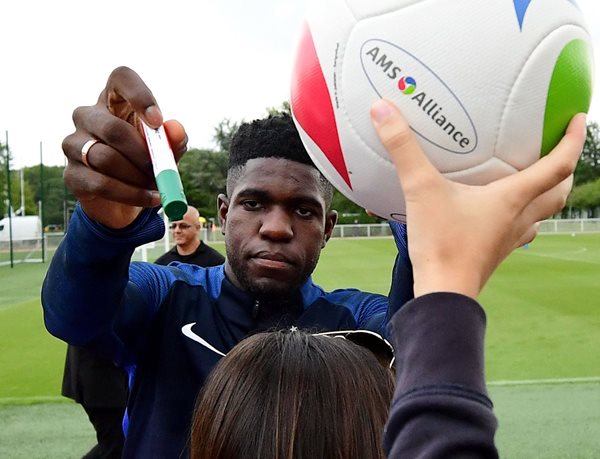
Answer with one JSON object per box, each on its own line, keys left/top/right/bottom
{"left": 250, "top": 252, "right": 295, "bottom": 270}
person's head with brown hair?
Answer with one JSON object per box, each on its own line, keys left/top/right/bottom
{"left": 190, "top": 329, "right": 394, "bottom": 459}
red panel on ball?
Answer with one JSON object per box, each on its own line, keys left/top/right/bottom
{"left": 291, "top": 23, "right": 352, "bottom": 189}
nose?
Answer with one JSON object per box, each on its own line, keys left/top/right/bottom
{"left": 259, "top": 207, "right": 293, "bottom": 241}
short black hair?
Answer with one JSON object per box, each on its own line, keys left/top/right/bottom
{"left": 227, "top": 113, "right": 334, "bottom": 207}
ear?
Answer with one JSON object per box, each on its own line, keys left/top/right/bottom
{"left": 322, "top": 210, "right": 338, "bottom": 248}
{"left": 217, "top": 194, "right": 229, "bottom": 235}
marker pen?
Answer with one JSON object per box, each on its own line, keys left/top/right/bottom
{"left": 142, "top": 121, "right": 188, "bottom": 221}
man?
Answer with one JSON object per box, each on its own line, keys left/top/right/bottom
{"left": 61, "top": 346, "right": 128, "bottom": 459}
{"left": 154, "top": 205, "right": 224, "bottom": 267}
{"left": 42, "top": 67, "right": 411, "bottom": 458}
{"left": 42, "top": 65, "right": 584, "bottom": 458}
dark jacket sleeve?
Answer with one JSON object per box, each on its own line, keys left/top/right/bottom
{"left": 386, "top": 222, "right": 414, "bottom": 317}
{"left": 384, "top": 292, "right": 498, "bottom": 458}
{"left": 357, "top": 223, "right": 414, "bottom": 335}
{"left": 41, "top": 204, "right": 177, "bottom": 366}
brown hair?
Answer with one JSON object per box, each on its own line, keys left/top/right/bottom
{"left": 190, "top": 330, "right": 394, "bottom": 459}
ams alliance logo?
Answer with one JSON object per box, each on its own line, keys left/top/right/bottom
{"left": 362, "top": 42, "right": 477, "bottom": 154}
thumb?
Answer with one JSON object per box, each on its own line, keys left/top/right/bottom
{"left": 370, "top": 98, "right": 439, "bottom": 193}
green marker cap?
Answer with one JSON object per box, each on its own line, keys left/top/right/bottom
{"left": 155, "top": 169, "right": 188, "bottom": 221}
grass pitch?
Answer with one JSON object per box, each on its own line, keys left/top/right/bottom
{"left": 313, "top": 234, "right": 600, "bottom": 381}
{"left": 0, "top": 234, "right": 599, "bottom": 457}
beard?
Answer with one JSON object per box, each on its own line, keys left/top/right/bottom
{"left": 226, "top": 244, "right": 320, "bottom": 301}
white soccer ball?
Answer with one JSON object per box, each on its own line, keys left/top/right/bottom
{"left": 290, "top": 0, "right": 594, "bottom": 221}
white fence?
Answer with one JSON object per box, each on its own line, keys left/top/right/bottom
{"left": 3, "top": 218, "right": 600, "bottom": 266}
{"left": 537, "top": 218, "right": 600, "bottom": 234}
{"left": 45, "top": 217, "right": 600, "bottom": 248}
{"left": 172, "top": 223, "right": 396, "bottom": 242}
{"left": 329, "top": 219, "right": 600, "bottom": 237}
{"left": 142, "top": 218, "right": 600, "bottom": 250}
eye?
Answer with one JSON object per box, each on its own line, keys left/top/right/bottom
{"left": 296, "top": 207, "right": 314, "bottom": 218}
{"left": 242, "top": 200, "right": 262, "bottom": 211}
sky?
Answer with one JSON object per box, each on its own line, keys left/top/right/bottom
{"left": 1, "top": 0, "right": 599, "bottom": 169}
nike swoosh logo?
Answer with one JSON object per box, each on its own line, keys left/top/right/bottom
{"left": 181, "top": 322, "right": 226, "bottom": 357}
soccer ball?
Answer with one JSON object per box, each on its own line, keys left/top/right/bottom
{"left": 290, "top": 0, "right": 594, "bottom": 221}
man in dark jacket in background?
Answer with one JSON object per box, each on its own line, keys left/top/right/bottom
{"left": 154, "top": 205, "right": 224, "bottom": 267}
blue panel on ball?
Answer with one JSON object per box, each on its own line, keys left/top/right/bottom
{"left": 512, "top": 0, "right": 533, "bottom": 30}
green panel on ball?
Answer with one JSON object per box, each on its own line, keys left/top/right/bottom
{"left": 541, "top": 39, "right": 593, "bottom": 156}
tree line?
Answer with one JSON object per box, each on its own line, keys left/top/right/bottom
{"left": 567, "top": 122, "right": 600, "bottom": 216}
{"left": 2, "top": 120, "right": 600, "bottom": 228}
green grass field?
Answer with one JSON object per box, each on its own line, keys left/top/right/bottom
{"left": 1, "top": 234, "right": 599, "bottom": 457}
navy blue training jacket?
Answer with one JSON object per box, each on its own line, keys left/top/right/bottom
{"left": 42, "top": 205, "right": 413, "bottom": 458}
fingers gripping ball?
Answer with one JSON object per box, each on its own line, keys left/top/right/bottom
{"left": 291, "top": 0, "right": 594, "bottom": 222}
